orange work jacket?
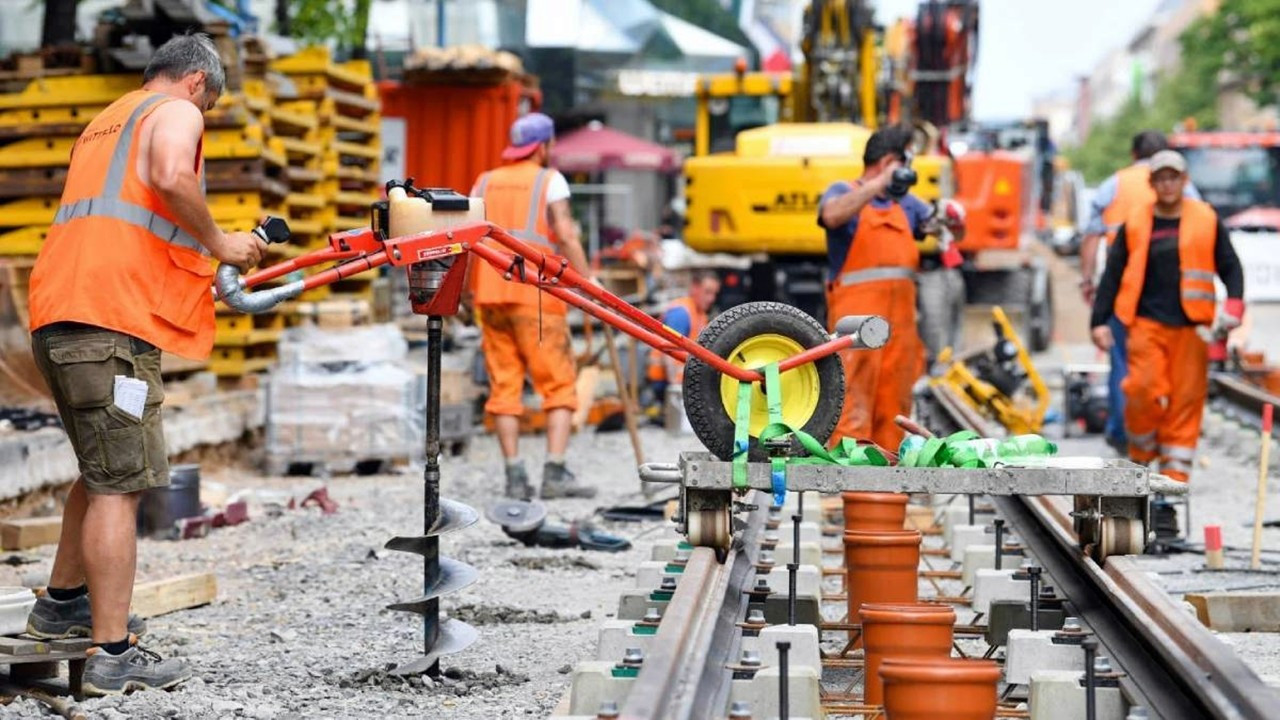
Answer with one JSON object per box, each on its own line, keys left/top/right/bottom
{"left": 1101, "top": 163, "right": 1156, "bottom": 246}
{"left": 471, "top": 161, "right": 566, "bottom": 314}
{"left": 28, "top": 89, "right": 215, "bottom": 359}
{"left": 1114, "top": 198, "right": 1219, "bottom": 326}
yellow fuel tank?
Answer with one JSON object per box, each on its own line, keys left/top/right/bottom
{"left": 685, "top": 123, "right": 950, "bottom": 256}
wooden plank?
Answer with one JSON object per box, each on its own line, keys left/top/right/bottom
{"left": 130, "top": 573, "right": 217, "bottom": 619}
{"left": 1186, "top": 592, "right": 1280, "bottom": 632}
{"left": 0, "top": 637, "right": 47, "bottom": 656}
{"left": 0, "top": 517, "right": 62, "bottom": 550}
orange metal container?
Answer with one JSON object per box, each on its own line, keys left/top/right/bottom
{"left": 879, "top": 657, "right": 1001, "bottom": 720}
{"left": 842, "top": 492, "right": 910, "bottom": 533}
{"left": 843, "top": 530, "right": 922, "bottom": 632}
{"left": 379, "top": 80, "right": 525, "bottom": 196}
{"left": 953, "top": 150, "right": 1033, "bottom": 252}
{"left": 861, "top": 602, "right": 957, "bottom": 706}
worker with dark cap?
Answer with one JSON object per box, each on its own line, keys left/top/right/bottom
{"left": 1080, "top": 130, "right": 1200, "bottom": 454}
{"left": 1091, "top": 149, "right": 1242, "bottom": 483}
{"left": 470, "top": 113, "right": 596, "bottom": 500}
{"left": 818, "top": 125, "right": 929, "bottom": 451}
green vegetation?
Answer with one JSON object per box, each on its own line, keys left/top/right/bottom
{"left": 286, "top": 0, "right": 372, "bottom": 57}
{"left": 1066, "top": 0, "right": 1280, "bottom": 184}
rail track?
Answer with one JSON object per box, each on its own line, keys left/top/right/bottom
{"left": 574, "top": 381, "right": 1280, "bottom": 719}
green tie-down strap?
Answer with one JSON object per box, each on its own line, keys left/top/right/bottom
{"left": 731, "top": 363, "right": 891, "bottom": 503}
{"left": 897, "top": 430, "right": 1004, "bottom": 468}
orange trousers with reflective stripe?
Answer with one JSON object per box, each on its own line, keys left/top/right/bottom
{"left": 1122, "top": 318, "right": 1208, "bottom": 482}
{"left": 828, "top": 278, "right": 924, "bottom": 452}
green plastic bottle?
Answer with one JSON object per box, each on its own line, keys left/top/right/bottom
{"left": 948, "top": 434, "right": 1057, "bottom": 467}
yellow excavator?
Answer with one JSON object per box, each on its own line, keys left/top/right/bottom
{"left": 683, "top": 0, "right": 955, "bottom": 323}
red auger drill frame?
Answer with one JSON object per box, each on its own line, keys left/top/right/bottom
{"left": 222, "top": 197, "right": 866, "bottom": 384}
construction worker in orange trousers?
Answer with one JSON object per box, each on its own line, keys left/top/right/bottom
{"left": 1079, "top": 131, "right": 1201, "bottom": 455}
{"left": 646, "top": 269, "right": 720, "bottom": 401}
{"left": 818, "top": 126, "right": 929, "bottom": 452}
{"left": 25, "top": 35, "right": 266, "bottom": 694}
{"left": 1090, "top": 150, "right": 1244, "bottom": 482}
{"left": 470, "top": 112, "right": 596, "bottom": 500}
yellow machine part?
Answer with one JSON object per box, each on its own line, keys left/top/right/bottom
{"left": 0, "top": 75, "right": 139, "bottom": 110}
{"left": 929, "top": 306, "right": 1049, "bottom": 435}
{"left": 685, "top": 123, "right": 951, "bottom": 256}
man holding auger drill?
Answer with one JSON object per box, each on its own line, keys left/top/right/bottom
{"left": 26, "top": 34, "right": 265, "bottom": 695}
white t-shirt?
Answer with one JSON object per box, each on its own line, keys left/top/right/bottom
{"left": 545, "top": 170, "right": 571, "bottom": 204}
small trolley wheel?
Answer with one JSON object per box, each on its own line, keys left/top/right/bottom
{"left": 683, "top": 302, "right": 846, "bottom": 461}
{"left": 686, "top": 506, "right": 732, "bottom": 552}
{"left": 1095, "top": 517, "right": 1145, "bottom": 560}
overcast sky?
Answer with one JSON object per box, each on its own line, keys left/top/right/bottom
{"left": 872, "top": 0, "right": 1163, "bottom": 120}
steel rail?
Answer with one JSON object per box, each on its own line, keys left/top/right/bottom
{"left": 620, "top": 497, "right": 766, "bottom": 720}
{"left": 1211, "top": 373, "right": 1280, "bottom": 436}
{"left": 927, "top": 390, "right": 1279, "bottom": 719}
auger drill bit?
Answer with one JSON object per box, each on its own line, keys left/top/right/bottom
{"left": 385, "top": 316, "right": 479, "bottom": 676}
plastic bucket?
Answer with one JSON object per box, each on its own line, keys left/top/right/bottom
{"left": 138, "top": 464, "right": 202, "bottom": 538}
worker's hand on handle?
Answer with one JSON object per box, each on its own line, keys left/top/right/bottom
{"left": 212, "top": 230, "right": 268, "bottom": 272}
{"left": 1090, "top": 324, "right": 1113, "bottom": 352}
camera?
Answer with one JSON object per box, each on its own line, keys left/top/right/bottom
{"left": 886, "top": 152, "right": 918, "bottom": 199}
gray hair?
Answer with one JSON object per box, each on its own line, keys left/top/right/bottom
{"left": 143, "top": 34, "right": 225, "bottom": 97}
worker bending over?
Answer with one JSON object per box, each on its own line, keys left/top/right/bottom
{"left": 471, "top": 113, "right": 596, "bottom": 500}
{"left": 646, "top": 269, "right": 720, "bottom": 400}
{"left": 26, "top": 35, "right": 266, "bottom": 694}
{"left": 1090, "top": 150, "right": 1242, "bottom": 483}
{"left": 1080, "top": 131, "right": 1200, "bottom": 454}
{"left": 818, "top": 125, "right": 927, "bottom": 451}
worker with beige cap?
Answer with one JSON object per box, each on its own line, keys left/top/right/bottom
{"left": 1090, "top": 149, "right": 1244, "bottom": 483}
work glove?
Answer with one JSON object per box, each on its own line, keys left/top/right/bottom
{"left": 1217, "top": 298, "right": 1245, "bottom": 333}
{"left": 939, "top": 198, "right": 967, "bottom": 231}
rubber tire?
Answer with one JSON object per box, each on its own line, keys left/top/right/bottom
{"left": 683, "top": 301, "right": 845, "bottom": 461}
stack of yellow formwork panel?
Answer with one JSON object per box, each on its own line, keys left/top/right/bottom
{"left": 270, "top": 47, "right": 382, "bottom": 320}
{"left": 0, "top": 74, "right": 285, "bottom": 380}
{"left": 204, "top": 87, "right": 286, "bottom": 379}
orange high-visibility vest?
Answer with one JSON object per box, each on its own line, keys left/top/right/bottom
{"left": 1114, "top": 198, "right": 1219, "bottom": 326}
{"left": 647, "top": 295, "right": 708, "bottom": 383}
{"left": 28, "top": 89, "right": 215, "bottom": 359}
{"left": 1101, "top": 163, "right": 1155, "bottom": 245}
{"left": 471, "top": 161, "right": 565, "bottom": 314}
{"left": 828, "top": 202, "right": 920, "bottom": 298}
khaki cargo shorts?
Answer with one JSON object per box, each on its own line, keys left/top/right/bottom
{"left": 31, "top": 323, "right": 169, "bottom": 494}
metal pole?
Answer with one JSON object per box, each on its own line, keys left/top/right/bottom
{"left": 993, "top": 518, "right": 1004, "bottom": 571}
{"left": 1083, "top": 637, "right": 1098, "bottom": 720}
{"left": 968, "top": 494, "right": 975, "bottom": 526}
{"left": 1028, "top": 565, "right": 1041, "bottom": 632}
{"left": 789, "top": 512, "right": 801, "bottom": 626}
{"left": 423, "top": 315, "right": 443, "bottom": 675}
{"left": 777, "top": 641, "right": 791, "bottom": 720}
{"left": 435, "top": 0, "right": 446, "bottom": 47}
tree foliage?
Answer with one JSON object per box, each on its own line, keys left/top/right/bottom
{"left": 286, "top": 0, "right": 371, "bottom": 55}
{"left": 1066, "top": 0, "right": 1280, "bottom": 183}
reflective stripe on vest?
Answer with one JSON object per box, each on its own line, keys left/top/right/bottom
{"left": 49, "top": 94, "right": 203, "bottom": 253}
{"left": 836, "top": 266, "right": 914, "bottom": 287}
{"left": 510, "top": 169, "right": 551, "bottom": 246}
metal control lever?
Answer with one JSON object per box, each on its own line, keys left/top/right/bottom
{"left": 215, "top": 216, "right": 299, "bottom": 313}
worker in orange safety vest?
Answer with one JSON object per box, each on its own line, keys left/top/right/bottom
{"left": 1079, "top": 130, "right": 1201, "bottom": 455}
{"left": 1090, "top": 150, "right": 1244, "bottom": 482}
{"left": 818, "top": 125, "right": 929, "bottom": 452}
{"left": 645, "top": 269, "right": 720, "bottom": 402}
{"left": 470, "top": 112, "right": 597, "bottom": 501}
{"left": 25, "top": 35, "right": 266, "bottom": 695}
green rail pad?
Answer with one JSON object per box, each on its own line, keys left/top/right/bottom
{"left": 631, "top": 624, "right": 659, "bottom": 636}
{"left": 663, "top": 564, "right": 686, "bottom": 574}
{"left": 611, "top": 666, "right": 641, "bottom": 678}
{"left": 649, "top": 590, "right": 674, "bottom": 602}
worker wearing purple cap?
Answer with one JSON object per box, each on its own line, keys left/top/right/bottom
{"left": 470, "top": 113, "right": 596, "bottom": 501}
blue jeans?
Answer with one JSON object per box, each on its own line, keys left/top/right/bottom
{"left": 1106, "top": 315, "right": 1128, "bottom": 444}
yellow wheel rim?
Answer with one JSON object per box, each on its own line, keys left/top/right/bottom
{"left": 718, "top": 334, "right": 821, "bottom": 438}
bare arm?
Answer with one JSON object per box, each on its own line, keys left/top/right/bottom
{"left": 145, "top": 101, "right": 223, "bottom": 253}
{"left": 819, "top": 175, "right": 889, "bottom": 230}
{"left": 548, "top": 199, "right": 590, "bottom": 276}
{"left": 1079, "top": 232, "right": 1102, "bottom": 287}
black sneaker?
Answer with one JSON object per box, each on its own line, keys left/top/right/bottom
{"left": 83, "top": 644, "right": 191, "bottom": 696}
{"left": 26, "top": 594, "right": 147, "bottom": 640}
{"left": 540, "top": 462, "right": 597, "bottom": 499}
{"left": 505, "top": 464, "right": 533, "bottom": 500}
